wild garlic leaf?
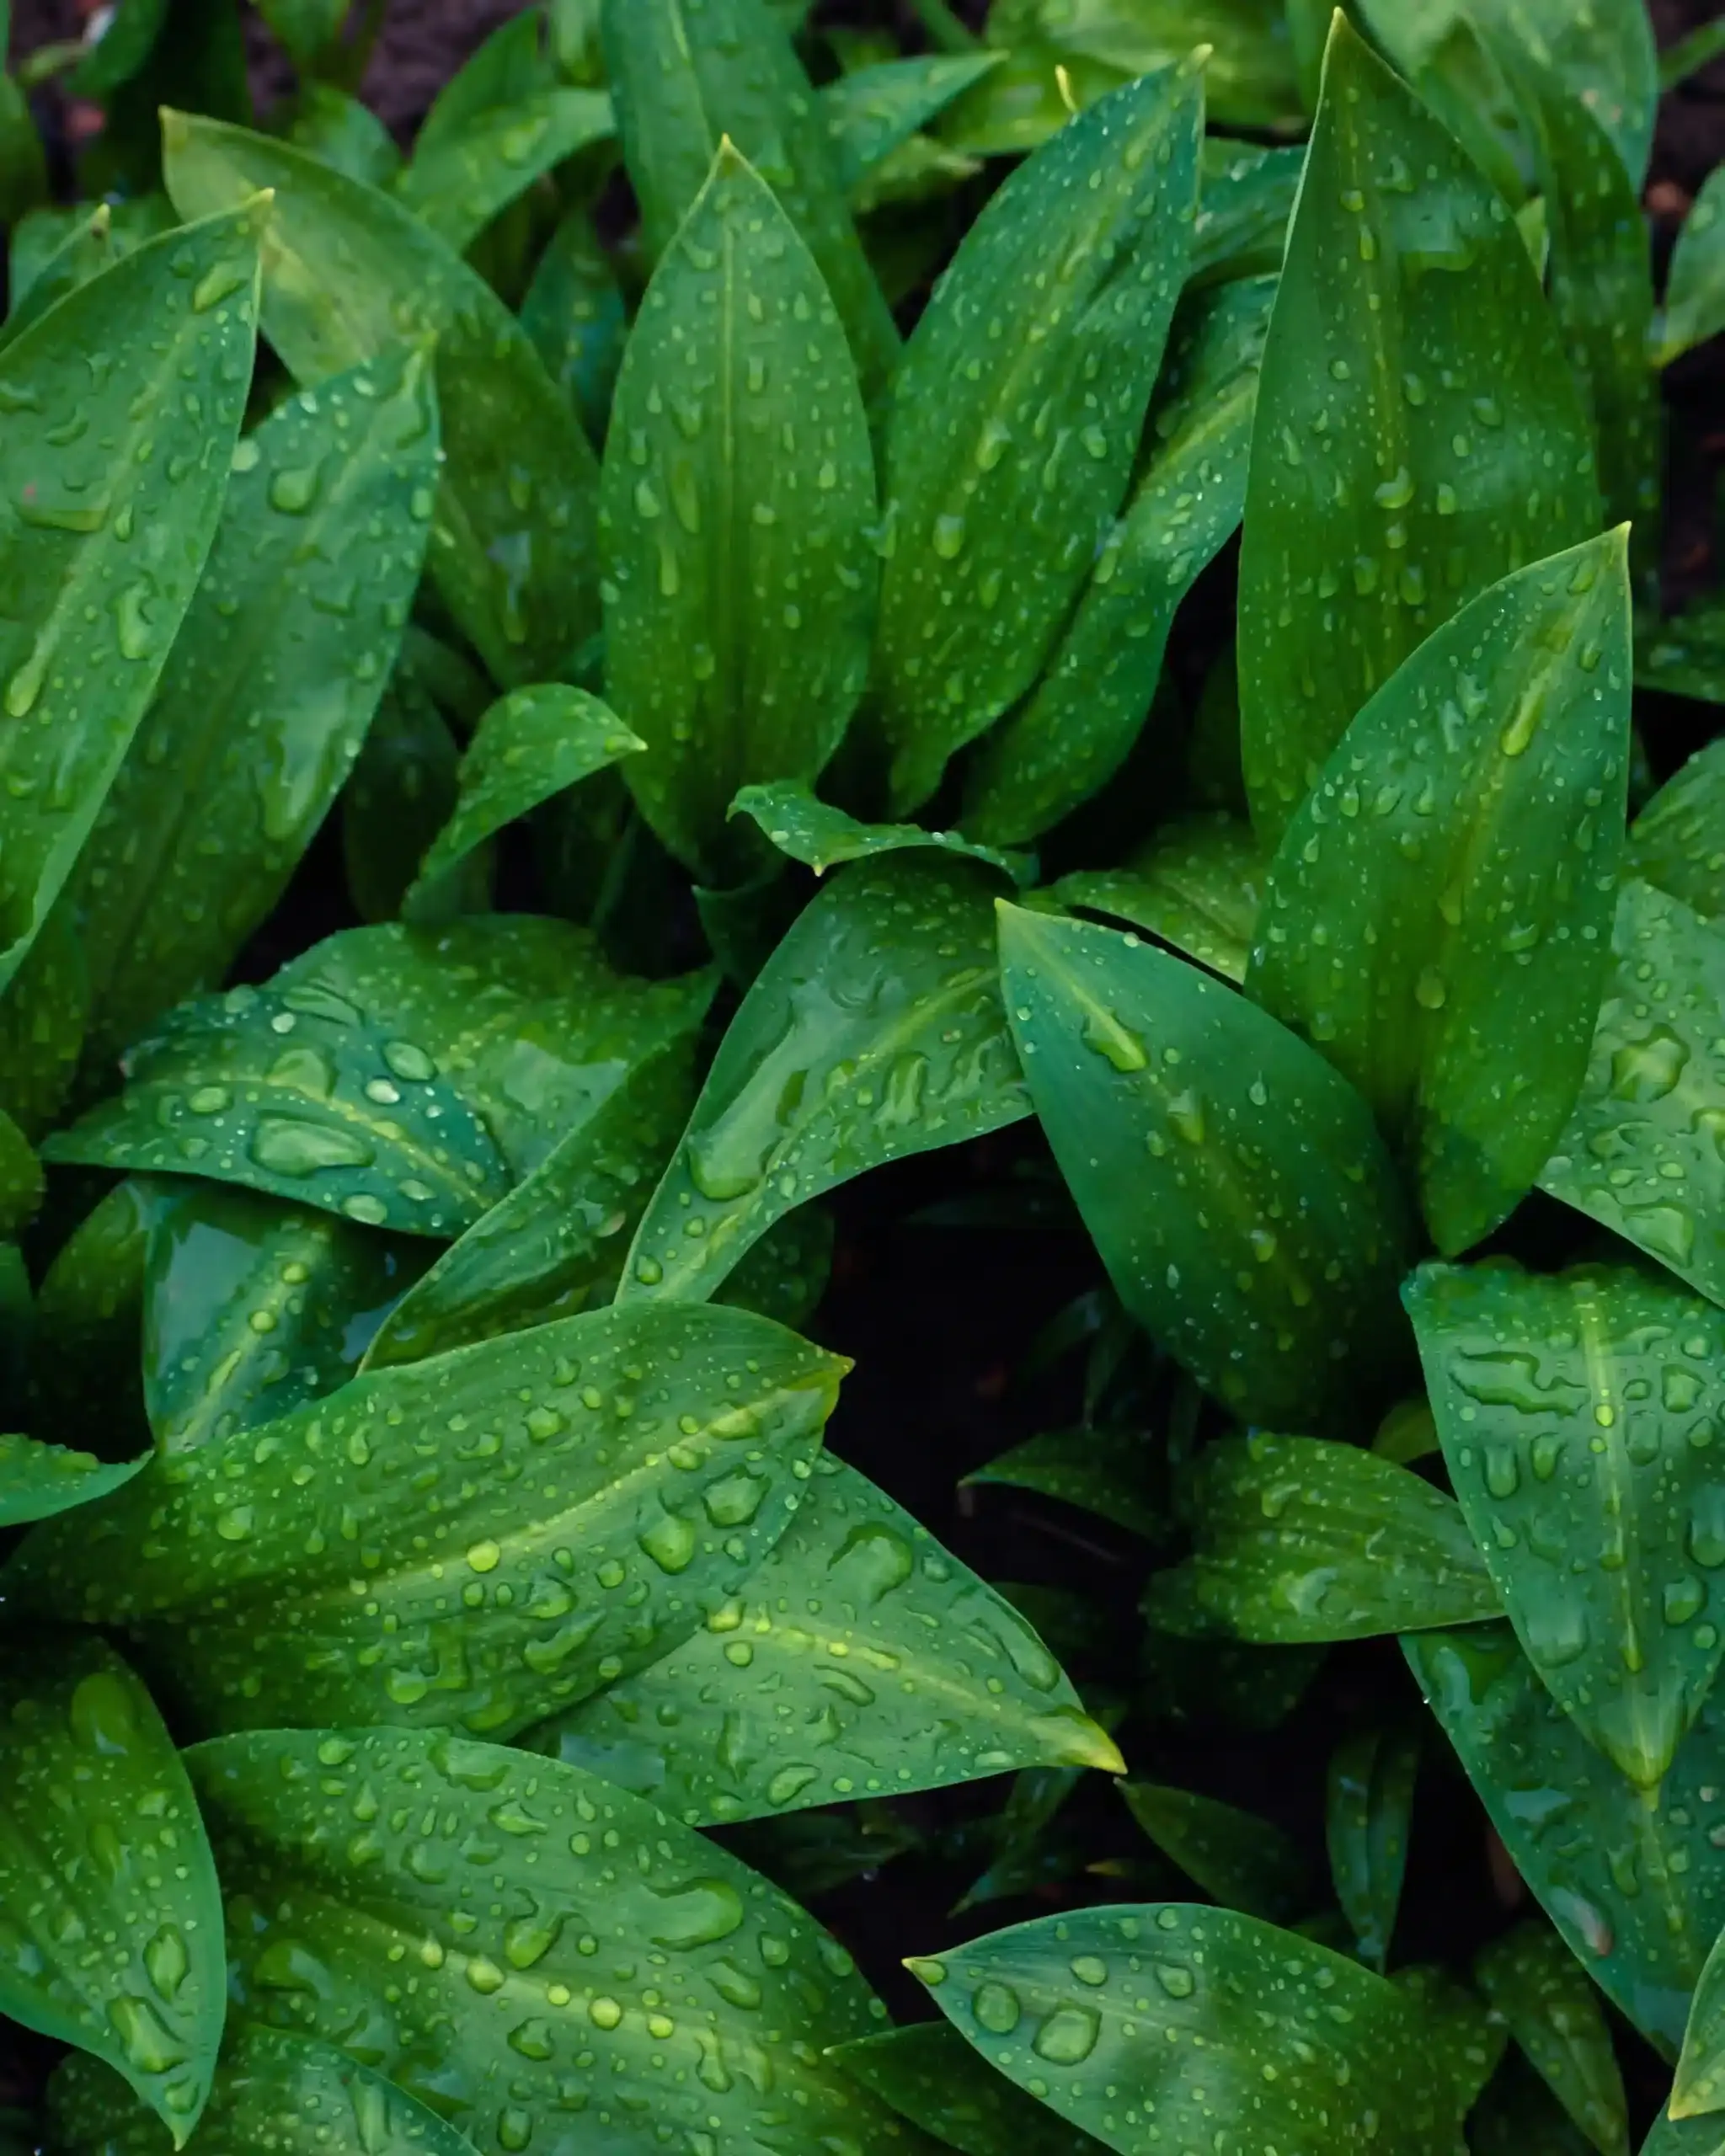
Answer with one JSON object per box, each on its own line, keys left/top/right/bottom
{"left": 285, "top": 88, "right": 404, "bottom": 188}
{"left": 1326, "top": 1722, "right": 1420, "bottom": 1972}
{"left": 413, "top": 9, "right": 553, "bottom": 155}
{"left": 1189, "top": 139, "right": 1302, "bottom": 286}
{"left": 189, "top": 1726, "right": 925, "bottom": 2156}
{"left": 0, "top": 1430, "right": 146, "bottom": 1526}
{"left": 732, "top": 780, "right": 1030, "bottom": 883}
{"left": 1143, "top": 1433, "right": 1499, "bottom": 1644}
{"left": 598, "top": 142, "right": 879, "bottom": 884}
{"left": 874, "top": 59, "right": 1202, "bottom": 814}
{"left": 1626, "top": 745, "right": 1725, "bottom": 921}
{"left": 1120, "top": 1783, "right": 1311, "bottom": 1922}
{"left": 342, "top": 679, "right": 473, "bottom": 925}
{"left": 0, "top": 195, "right": 170, "bottom": 353}
{"left": 0, "top": 1107, "right": 39, "bottom": 1234}
{"left": 27, "top": 1178, "right": 156, "bottom": 1460}
{"left": 1648, "top": 2107, "right": 1725, "bottom": 2155}
{"left": 66, "top": 343, "right": 441, "bottom": 1072}
{"left": 161, "top": 114, "right": 601, "bottom": 686}
{"left": 997, "top": 907, "right": 1413, "bottom": 1429}
{"left": 1053, "top": 814, "right": 1265, "bottom": 985}
{"left": 1658, "top": 169, "right": 1725, "bottom": 366}
{"left": 964, "top": 1424, "right": 1164, "bottom": 1542}
{"left": 1406, "top": 1622, "right": 1725, "bottom": 2058}
{"left": 1236, "top": 14, "right": 1599, "bottom": 844}
{"left": 1475, "top": 1920, "right": 1629, "bottom": 2156}
{"left": 821, "top": 53, "right": 1002, "bottom": 191}
{"left": 0, "top": 200, "right": 263, "bottom": 1000}
{"left": 1475, "top": 0, "right": 1658, "bottom": 186}
{"left": 519, "top": 1451, "right": 1120, "bottom": 1823}
{"left": 1675, "top": 1930, "right": 1725, "bottom": 2118}
{"left": 621, "top": 856, "right": 1028, "bottom": 1306}
{"left": 6, "top": 1301, "right": 846, "bottom": 1742}
{"left": 830, "top": 2022, "right": 1108, "bottom": 2156}
{"left": 518, "top": 200, "right": 625, "bottom": 446}
{"left": 1246, "top": 530, "right": 1632, "bottom": 1257}
{"left": 1409, "top": 1257, "right": 1725, "bottom": 1790}
{"left": 393, "top": 87, "right": 613, "bottom": 253}
{"left": 962, "top": 275, "right": 1273, "bottom": 846}
{"left": 0, "top": 1635, "right": 224, "bottom": 2143}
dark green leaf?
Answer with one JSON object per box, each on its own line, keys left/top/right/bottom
{"left": 1246, "top": 530, "right": 1632, "bottom": 1256}
{"left": 0, "top": 74, "right": 44, "bottom": 231}
{"left": 716, "top": 1199, "right": 834, "bottom": 1331}
{"left": 622, "top": 857, "right": 1028, "bottom": 1305}
{"left": 1481, "top": 0, "right": 1657, "bottom": 184}
{"left": 1190, "top": 140, "right": 1301, "bottom": 286}
{"left": 415, "top": 11, "right": 553, "bottom": 156}
{"left": 997, "top": 906, "right": 1413, "bottom": 1428}
{"left": 518, "top": 200, "right": 625, "bottom": 446}
{"left": 733, "top": 781, "right": 1029, "bottom": 883}
{"left": 27, "top": 1178, "right": 154, "bottom": 1459}
{"left": 342, "top": 676, "right": 473, "bottom": 925}
{"left": 520, "top": 1449, "right": 1120, "bottom": 1822}
{"left": 1658, "top": 171, "right": 1725, "bottom": 366}
{"left": 254, "top": 0, "right": 345, "bottom": 67}
{"left": 1236, "top": 14, "right": 1599, "bottom": 843}
{"left": 1120, "top": 1783, "right": 1310, "bottom": 1921}
{"left": 0, "top": 1107, "right": 39, "bottom": 1234}
{"left": 1471, "top": 2050, "right": 1595, "bottom": 2156}
{"left": 875, "top": 59, "right": 1202, "bottom": 814}
{"left": 1476, "top": 1920, "right": 1629, "bottom": 2156}
{"left": 0, "top": 1430, "right": 146, "bottom": 1527}
{"left": 394, "top": 88, "right": 614, "bottom": 253}
{"left": 67, "top": 0, "right": 167, "bottom": 96}
{"left": 822, "top": 53, "right": 1002, "bottom": 190}
{"left": 0, "top": 198, "right": 172, "bottom": 354}
{"left": 0, "top": 1635, "right": 223, "bottom": 2142}
{"left": 1675, "top": 1928, "right": 1725, "bottom": 2117}
{"left": 162, "top": 115, "right": 601, "bottom": 686}
{"left": 1626, "top": 744, "right": 1725, "bottom": 921}
{"left": 1392, "top": 1962, "right": 1508, "bottom": 2129}
{"left": 1637, "top": 605, "right": 1725, "bottom": 707}
{"left": 8, "top": 1300, "right": 846, "bottom": 1742}
{"left": 964, "top": 1425, "right": 1163, "bottom": 1541}
{"left": 286, "top": 87, "right": 403, "bottom": 189}
{"left": 1052, "top": 814, "right": 1264, "bottom": 985}
{"left": 189, "top": 1726, "right": 929, "bottom": 2156}
{"left": 830, "top": 2023, "right": 1108, "bottom": 2156}
{"left": 1326, "top": 1722, "right": 1419, "bottom": 1971}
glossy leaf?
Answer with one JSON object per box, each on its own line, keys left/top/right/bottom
{"left": 823, "top": 53, "right": 1001, "bottom": 189}
{"left": 830, "top": 2023, "right": 1107, "bottom": 2156}
{"left": 1627, "top": 744, "right": 1725, "bottom": 921}
{"left": 599, "top": 145, "right": 877, "bottom": 884}
{"left": 962, "top": 275, "right": 1272, "bottom": 846}
{"left": 1190, "top": 138, "right": 1302, "bottom": 286}
{"left": 65, "top": 344, "right": 441, "bottom": 1071}
{"left": 997, "top": 906, "right": 1413, "bottom": 1428}
{"left": 7, "top": 1300, "right": 845, "bottom": 1742}
{"left": 0, "top": 1107, "right": 39, "bottom": 1234}
{"left": 964, "top": 1424, "right": 1163, "bottom": 1541}
{"left": 601, "top": 0, "right": 899, "bottom": 404}
{"left": 1119, "top": 1783, "right": 1309, "bottom": 1922}
{"left": 1236, "top": 14, "right": 1599, "bottom": 843}
{"left": 408, "top": 687, "right": 644, "bottom": 909}
{"left": 0, "top": 1429, "right": 146, "bottom": 1526}
{"left": 1326, "top": 1723, "right": 1419, "bottom": 1972}
{"left": 1675, "top": 1928, "right": 1725, "bottom": 2117}
{"left": 0, "top": 201, "right": 264, "bottom": 998}
{"left": 189, "top": 1726, "right": 925, "bottom": 2156}
{"left": 715, "top": 1200, "right": 835, "bottom": 1331}
{"left": 1471, "top": 2051, "right": 1595, "bottom": 2156}
{"left": 1477, "top": 1920, "right": 1629, "bottom": 2156}
{"left": 394, "top": 88, "right": 613, "bottom": 253}
{"left": 0, "top": 1635, "right": 223, "bottom": 2142}
{"left": 1407, "top": 1622, "right": 1725, "bottom": 2057}
{"left": 621, "top": 856, "right": 1028, "bottom": 1305}
{"left": 162, "top": 115, "right": 601, "bottom": 686}
{"left": 518, "top": 200, "right": 625, "bottom": 446}
{"left": 519, "top": 1450, "right": 1119, "bottom": 1822}
{"left": 0, "top": 197, "right": 171, "bottom": 354}
{"left": 733, "top": 781, "right": 1029, "bottom": 883}
{"left": 875, "top": 60, "right": 1202, "bottom": 814}
{"left": 285, "top": 88, "right": 403, "bottom": 188}
{"left": 1659, "top": 170, "right": 1725, "bottom": 366}
{"left": 1246, "top": 530, "right": 1632, "bottom": 1256}
{"left": 414, "top": 10, "right": 553, "bottom": 155}
{"left": 1053, "top": 814, "right": 1264, "bottom": 985}
{"left": 27, "top": 1177, "right": 154, "bottom": 1460}
{"left": 1411, "top": 1257, "right": 1725, "bottom": 1787}
{"left": 1540, "top": 881, "right": 1725, "bottom": 1305}
{"left": 1145, "top": 1433, "right": 1498, "bottom": 1644}
{"left": 341, "top": 676, "right": 471, "bottom": 925}
{"left": 1480, "top": 0, "right": 1658, "bottom": 185}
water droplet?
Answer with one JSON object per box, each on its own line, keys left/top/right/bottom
{"left": 1033, "top": 2004, "right": 1099, "bottom": 2063}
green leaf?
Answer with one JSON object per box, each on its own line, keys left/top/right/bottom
{"left": 45, "top": 2026, "right": 483, "bottom": 2156}
{"left": 188, "top": 1725, "right": 927, "bottom": 2156}
{"left": 27, "top": 1178, "right": 154, "bottom": 1460}
{"left": 1483, "top": 0, "right": 1657, "bottom": 185}
{"left": 519, "top": 200, "right": 625, "bottom": 446}
{"left": 1326, "top": 1722, "right": 1419, "bottom": 1972}
{"left": 961, "top": 275, "right": 1272, "bottom": 846}
{"left": 716, "top": 1199, "right": 834, "bottom": 1331}
{"left": 1120, "top": 1782, "right": 1310, "bottom": 1921}
{"left": 394, "top": 88, "right": 614, "bottom": 253}
{"left": 415, "top": 11, "right": 554, "bottom": 155}
{"left": 1637, "top": 604, "right": 1725, "bottom": 708}
{"left": 1190, "top": 140, "right": 1302, "bottom": 286}
{"left": 908, "top": 1902, "right": 1460, "bottom": 2156}
{"left": 1540, "top": 881, "right": 1725, "bottom": 1303}
{"left": 964, "top": 1424, "right": 1163, "bottom": 1541}
{"left": 0, "top": 1429, "right": 146, "bottom": 1526}
{"left": 254, "top": 0, "right": 346, "bottom": 67}
{"left": 407, "top": 687, "right": 643, "bottom": 911}
{"left": 621, "top": 856, "right": 1029, "bottom": 1305}
{"left": 822, "top": 53, "right": 1002, "bottom": 190}
{"left": 1052, "top": 814, "right": 1265, "bottom": 985}
{"left": 874, "top": 59, "right": 1202, "bottom": 815}
{"left": 1245, "top": 529, "right": 1632, "bottom": 1256}
{"left": 0, "top": 73, "right": 44, "bottom": 231}
{"left": 64, "top": 343, "right": 441, "bottom": 1072}
{"left": 0, "top": 1106, "right": 39, "bottom": 1234}
{"left": 1407, "top": 1621, "right": 1725, "bottom": 2057}
{"left": 161, "top": 115, "right": 601, "bottom": 686}
{"left": 0, "top": 200, "right": 264, "bottom": 999}
{"left": 286, "top": 86, "right": 403, "bottom": 189}
{"left": 1236, "top": 13, "right": 1599, "bottom": 844}
{"left": 733, "top": 780, "right": 1030, "bottom": 882}
{"left": 518, "top": 1450, "right": 1120, "bottom": 1822}
{"left": 601, "top": 0, "right": 900, "bottom": 405}
{"left": 1411, "top": 1256, "right": 1725, "bottom": 1787}
{"left": 1471, "top": 2051, "right": 1596, "bottom": 2156}
{"left": 598, "top": 142, "right": 879, "bottom": 884}
{"left": 1476, "top": 1920, "right": 1629, "bottom": 2156}
{"left": 0, "top": 907, "right": 87, "bottom": 1139}
{"left": 1675, "top": 1929, "right": 1725, "bottom": 2117}
{"left": 0, "top": 198, "right": 171, "bottom": 355}
{"left": 1626, "top": 744, "right": 1725, "bottom": 921}
{"left": 1658, "top": 171, "right": 1725, "bottom": 366}
{"left": 0, "top": 1635, "right": 224, "bottom": 2143}
{"left": 997, "top": 906, "right": 1413, "bottom": 1428}
{"left": 342, "top": 675, "right": 473, "bottom": 925}
{"left": 1393, "top": 1962, "right": 1509, "bottom": 2129}
{"left": 7, "top": 1300, "right": 846, "bottom": 1742}
{"left": 68, "top": 0, "right": 168, "bottom": 96}
{"left": 1144, "top": 1433, "right": 1499, "bottom": 1644}
{"left": 830, "top": 2023, "right": 1108, "bottom": 2156}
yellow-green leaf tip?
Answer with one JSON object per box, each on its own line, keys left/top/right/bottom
{"left": 159, "top": 105, "right": 191, "bottom": 150}
{"left": 1067, "top": 1718, "right": 1128, "bottom": 1776}
{"left": 905, "top": 1956, "right": 948, "bottom": 1987}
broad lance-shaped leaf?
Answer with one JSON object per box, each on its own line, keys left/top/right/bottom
{"left": 733, "top": 779, "right": 1031, "bottom": 883}
{"left": 831, "top": 2023, "right": 1108, "bottom": 2156}
{"left": 0, "top": 1429, "right": 145, "bottom": 1525}
{"left": 1476, "top": 1921, "right": 1629, "bottom": 2156}
{"left": 1120, "top": 1783, "right": 1310, "bottom": 1922}
{"left": 0, "top": 200, "right": 263, "bottom": 999}
{"left": 1409, "top": 1257, "right": 1725, "bottom": 1789}
{"left": 342, "top": 676, "right": 470, "bottom": 924}
{"left": 906, "top": 1903, "right": 1466, "bottom": 2156}
{"left": 1054, "top": 814, "right": 1265, "bottom": 986}
{"left": 1471, "top": 0, "right": 1658, "bottom": 187}
{"left": 1540, "top": 882, "right": 1725, "bottom": 1307}
{"left": 47, "top": 2028, "right": 484, "bottom": 2156}
{"left": 161, "top": 114, "right": 600, "bottom": 686}
{"left": 1236, "top": 14, "right": 1599, "bottom": 844}
{"left": 1676, "top": 1930, "right": 1725, "bottom": 2117}
{"left": 963, "top": 275, "right": 1273, "bottom": 847}
{"left": 1646, "top": 2111, "right": 1725, "bottom": 2156}
{"left": 964, "top": 1424, "right": 1164, "bottom": 1543}
{"left": 599, "top": 141, "right": 879, "bottom": 884}
{"left": 620, "top": 855, "right": 1028, "bottom": 1306}
{"left": 1658, "top": 169, "right": 1725, "bottom": 367}
{"left": 519, "top": 200, "right": 625, "bottom": 447}
{"left": 600, "top": 0, "right": 899, "bottom": 406}
{"left": 0, "top": 900, "right": 86, "bottom": 1139}
{"left": 0, "top": 1635, "right": 224, "bottom": 2143}
{"left": 4, "top": 1300, "right": 846, "bottom": 1742}
{"left": 406, "top": 687, "right": 644, "bottom": 913}
{"left": 1247, "top": 530, "right": 1632, "bottom": 1257}
{"left": 518, "top": 1452, "right": 1121, "bottom": 1823}
{"left": 1190, "top": 139, "right": 1302, "bottom": 286}
{"left": 1143, "top": 1433, "right": 1499, "bottom": 1644}
{"left": 874, "top": 57, "right": 1203, "bottom": 814}
{"left": 393, "top": 86, "right": 613, "bottom": 253}
{"left": 822, "top": 53, "right": 1003, "bottom": 190}
{"left": 997, "top": 907, "right": 1414, "bottom": 1429}
{"left": 1407, "top": 1622, "right": 1725, "bottom": 2059}
{"left": 189, "top": 1726, "right": 930, "bottom": 2156}
{"left": 1327, "top": 1722, "right": 1419, "bottom": 1972}
{"left": 1626, "top": 745, "right": 1725, "bottom": 922}
{"left": 63, "top": 344, "right": 441, "bottom": 1072}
